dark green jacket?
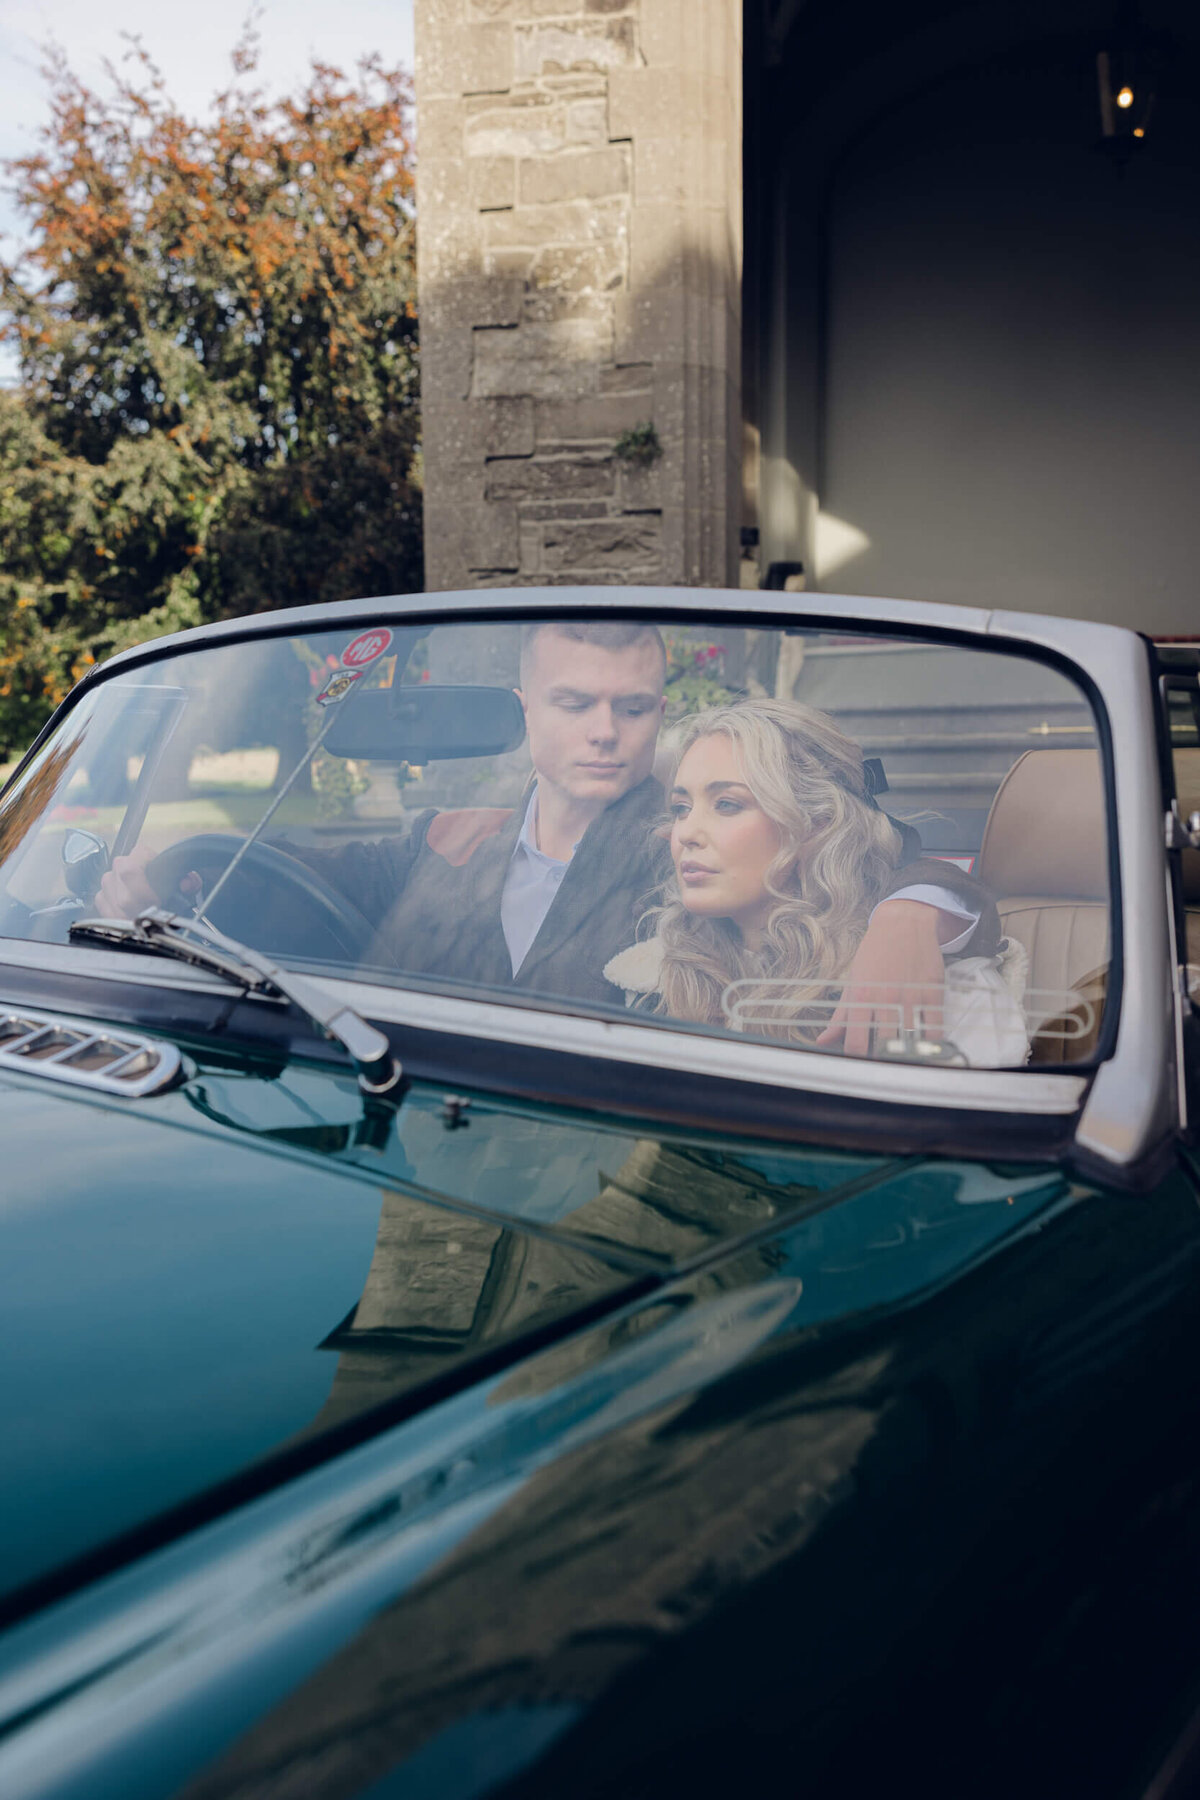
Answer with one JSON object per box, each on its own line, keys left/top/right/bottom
{"left": 299, "top": 778, "right": 667, "bottom": 1007}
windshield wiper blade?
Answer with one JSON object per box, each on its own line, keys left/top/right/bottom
{"left": 72, "top": 910, "right": 266, "bottom": 985}
{"left": 69, "top": 907, "right": 402, "bottom": 1095}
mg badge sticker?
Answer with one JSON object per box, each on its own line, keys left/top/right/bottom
{"left": 341, "top": 627, "right": 393, "bottom": 670}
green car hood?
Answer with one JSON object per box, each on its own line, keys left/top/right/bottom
{"left": 0, "top": 1050, "right": 646, "bottom": 1608}
{"left": 0, "top": 1036, "right": 1068, "bottom": 1618}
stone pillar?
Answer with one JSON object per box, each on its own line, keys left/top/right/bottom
{"left": 415, "top": 0, "right": 742, "bottom": 592}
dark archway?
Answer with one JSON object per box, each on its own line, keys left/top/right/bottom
{"left": 746, "top": 1, "right": 1200, "bottom": 626}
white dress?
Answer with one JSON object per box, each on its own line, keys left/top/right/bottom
{"left": 602, "top": 936, "right": 1031, "bottom": 1069}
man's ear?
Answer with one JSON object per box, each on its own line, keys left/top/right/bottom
{"left": 514, "top": 686, "right": 528, "bottom": 718}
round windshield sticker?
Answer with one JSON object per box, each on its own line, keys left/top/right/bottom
{"left": 316, "top": 668, "right": 363, "bottom": 708}
{"left": 341, "top": 627, "right": 393, "bottom": 669}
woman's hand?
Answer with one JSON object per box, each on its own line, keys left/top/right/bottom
{"left": 815, "top": 899, "right": 949, "bottom": 1056}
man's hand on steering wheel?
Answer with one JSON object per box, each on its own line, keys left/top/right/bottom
{"left": 95, "top": 845, "right": 201, "bottom": 919}
{"left": 95, "top": 833, "right": 378, "bottom": 963}
{"left": 815, "top": 898, "right": 950, "bottom": 1057}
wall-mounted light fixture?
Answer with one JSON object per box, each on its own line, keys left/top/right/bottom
{"left": 1096, "top": 3, "right": 1159, "bottom": 166}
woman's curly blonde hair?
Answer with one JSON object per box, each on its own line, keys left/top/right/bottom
{"left": 648, "top": 697, "right": 903, "bottom": 1042}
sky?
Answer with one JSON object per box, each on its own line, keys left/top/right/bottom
{"left": 0, "top": 0, "right": 416, "bottom": 261}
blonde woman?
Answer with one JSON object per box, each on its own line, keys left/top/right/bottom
{"left": 603, "top": 698, "right": 1028, "bottom": 1066}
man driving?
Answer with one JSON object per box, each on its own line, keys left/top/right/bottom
{"left": 98, "top": 619, "right": 994, "bottom": 1050}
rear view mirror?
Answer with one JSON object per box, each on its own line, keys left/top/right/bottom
{"left": 322, "top": 685, "right": 526, "bottom": 762}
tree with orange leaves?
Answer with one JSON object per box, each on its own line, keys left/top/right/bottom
{"left": 0, "top": 30, "right": 420, "bottom": 754}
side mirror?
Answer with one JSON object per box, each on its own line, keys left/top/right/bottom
{"left": 61, "top": 828, "right": 111, "bottom": 900}
{"left": 323, "top": 685, "right": 526, "bottom": 762}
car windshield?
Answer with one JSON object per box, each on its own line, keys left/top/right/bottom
{"left": 0, "top": 613, "right": 1109, "bottom": 1068}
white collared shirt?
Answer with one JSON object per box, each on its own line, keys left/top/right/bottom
{"left": 499, "top": 787, "right": 982, "bottom": 976}
{"left": 500, "top": 788, "right": 576, "bottom": 975}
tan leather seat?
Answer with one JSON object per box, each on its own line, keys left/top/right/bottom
{"left": 1175, "top": 746, "right": 1200, "bottom": 979}
{"left": 978, "top": 749, "right": 1109, "bottom": 1063}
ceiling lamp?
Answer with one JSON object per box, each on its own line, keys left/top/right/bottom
{"left": 1097, "top": 50, "right": 1156, "bottom": 160}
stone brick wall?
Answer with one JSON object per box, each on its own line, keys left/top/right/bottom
{"left": 416, "top": 0, "right": 742, "bottom": 591}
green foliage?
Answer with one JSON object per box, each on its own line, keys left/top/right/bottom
{"left": 0, "top": 33, "right": 421, "bottom": 754}
{"left": 613, "top": 420, "right": 662, "bottom": 466}
{"left": 663, "top": 633, "right": 735, "bottom": 723}
{"left": 0, "top": 390, "right": 100, "bottom": 743}
{"left": 311, "top": 749, "right": 371, "bottom": 819}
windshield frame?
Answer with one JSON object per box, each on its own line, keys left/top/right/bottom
{"left": 0, "top": 587, "right": 1159, "bottom": 1166}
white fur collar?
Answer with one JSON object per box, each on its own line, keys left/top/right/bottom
{"left": 603, "top": 937, "right": 664, "bottom": 994}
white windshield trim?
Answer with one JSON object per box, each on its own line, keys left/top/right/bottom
{"left": 320, "top": 973, "right": 1085, "bottom": 1114}
{"left": 0, "top": 937, "right": 1086, "bottom": 1115}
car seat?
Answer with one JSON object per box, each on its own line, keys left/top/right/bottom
{"left": 977, "top": 748, "right": 1109, "bottom": 1064}
{"left": 1175, "top": 745, "right": 1200, "bottom": 989}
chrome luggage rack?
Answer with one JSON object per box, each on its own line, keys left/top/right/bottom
{"left": 720, "top": 979, "right": 1095, "bottom": 1049}
{"left": 0, "top": 1005, "right": 183, "bottom": 1098}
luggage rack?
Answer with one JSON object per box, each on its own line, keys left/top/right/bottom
{"left": 0, "top": 1006, "right": 183, "bottom": 1097}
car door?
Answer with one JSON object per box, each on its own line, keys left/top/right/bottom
{"left": 1158, "top": 655, "right": 1200, "bottom": 1138}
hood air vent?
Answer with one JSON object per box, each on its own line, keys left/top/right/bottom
{"left": 0, "top": 1006, "right": 182, "bottom": 1097}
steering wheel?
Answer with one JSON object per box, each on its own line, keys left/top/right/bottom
{"left": 147, "top": 834, "right": 378, "bottom": 966}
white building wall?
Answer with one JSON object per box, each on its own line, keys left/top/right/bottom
{"left": 783, "top": 54, "right": 1200, "bottom": 630}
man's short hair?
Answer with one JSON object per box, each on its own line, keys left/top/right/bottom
{"left": 519, "top": 620, "right": 667, "bottom": 687}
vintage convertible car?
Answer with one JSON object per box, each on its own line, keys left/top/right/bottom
{"left": 0, "top": 589, "right": 1196, "bottom": 1800}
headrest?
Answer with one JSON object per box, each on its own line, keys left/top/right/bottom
{"left": 979, "top": 748, "right": 1108, "bottom": 902}
{"left": 1176, "top": 746, "right": 1200, "bottom": 902}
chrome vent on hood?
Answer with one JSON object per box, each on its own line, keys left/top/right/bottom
{"left": 0, "top": 1006, "right": 182, "bottom": 1097}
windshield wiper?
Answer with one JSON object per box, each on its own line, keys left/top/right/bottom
{"left": 69, "top": 907, "right": 402, "bottom": 1095}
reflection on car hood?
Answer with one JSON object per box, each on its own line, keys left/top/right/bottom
{"left": 0, "top": 1030, "right": 1067, "bottom": 1618}
{"left": 0, "top": 1052, "right": 642, "bottom": 1609}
